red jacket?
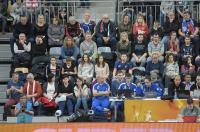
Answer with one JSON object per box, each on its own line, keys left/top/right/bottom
{"left": 132, "top": 23, "right": 149, "bottom": 38}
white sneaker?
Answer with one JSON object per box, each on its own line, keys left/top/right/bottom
{"left": 103, "top": 108, "right": 110, "bottom": 112}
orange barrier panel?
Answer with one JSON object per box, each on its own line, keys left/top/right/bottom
{"left": 124, "top": 99, "right": 199, "bottom": 122}
{"left": 0, "top": 123, "right": 200, "bottom": 132}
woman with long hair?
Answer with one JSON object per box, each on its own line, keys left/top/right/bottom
{"left": 60, "top": 37, "right": 79, "bottom": 61}
{"left": 132, "top": 14, "right": 149, "bottom": 39}
{"left": 74, "top": 78, "right": 90, "bottom": 114}
{"left": 95, "top": 55, "right": 109, "bottom": 79}
{"left": 164, "top": 53, "right": 179, "bottom": 88}
{"left": 78, "top": 54, "right": 94, "bottom": 85}
{"left": 116, "top": 32, "right": 131, "bottom": 58}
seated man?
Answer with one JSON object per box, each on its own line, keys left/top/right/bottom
{"left": 141, "top": 76, "right": 163, "bottom": 97}
{"left": 15, "top": 96, "right": 34, "bottom": 123}
{"left": 179, "top": 97, "right": 200, "bottom": 122}
{"left": 111, "top": 70, "right": 125, "bottom": 96}
{"left": 113, "top": 53, "right": 133, "bottom": 77}
{"left": 80, "top": 32, "right": 98, "bottom": 62}
{"left": 80, "top": 12, "right": 96, "bottom": 42}
{"left": 178, "top": 11, "right": 199, "bottom": 55}
{"left": 22, "top": 73, "right": 42, "bottom": 115}
{"left": 182, "top": 74, "right": 194, "bottom": 91}
{"left": 96, "top": 14, "right": 117, "bottom": 51}
{"left": 92, "top": 75, "right": 110, "bottom": 113}
{"left": 13, "top": 33, "right": 31, "bottom": 68}
{"left": 191, "top": 75, "right": 200, "bottom": 97}
{"left": 147, "top": 33, "right": 164, "bottom": 62}
{"left": 4, "top": 73, "right": 23, "bottom": 120}
{"left": 146, "top": 51, "right": 164, "bottom": 78}
{"left": 10, "top": 15, "right": 33, "bottom": 54}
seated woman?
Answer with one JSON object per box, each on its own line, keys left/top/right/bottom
{"left": 164, "top": 53, "right": 179, "bottom": 88}
{"left": 78, "top": 54, "right": 94, "bottom": 85}
{"left": 74, "top": 78, "right": 91, "bottom": 114}
{"left": 41, "top": 73, "right": 58, "bottom": 115}
{"left": 13, "top": 33, "right": 31, "bottom": 68}
{"left": 31, "top": 36, "right": 47, "bottom": 58}
{"left": 132, "top": 14, "right": 149, "bottom": 40}
{"left": 95, "top": 55, "right": 109, "bottom": 79}
{"left": 60, "top": 37, "right": 79, "bottom": 62}
{"left": 181, "top": 56, "right": 196, "bottom": 76}
{"left": 46, "top": 57, "right": 61, "bottom": 81}
{"left": 61, "top": 57, "right": 77, "bottom": 83}
{"left": 116, "top": 32, "right": 131, "bottom": 59}
{"left": 57, "top": 76, "right": 75, "bottom": 116}
{"left": 47, "top": 17, "right": 65, "bottom": 47}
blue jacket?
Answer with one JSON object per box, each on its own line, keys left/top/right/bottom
{"left": 93, "top": 82, "right": 110, "bottom": 100}
{"left": 118, "top": 82, "right": 144, "bottom": 97}
{"left": 60, "top": 45, "right": 79, "bottom": 60}
{"left": 80, "top": 20, "right": 96, "bottom": 34}
{"left": 142, "top": 83, "right": 163, "bottom": 97}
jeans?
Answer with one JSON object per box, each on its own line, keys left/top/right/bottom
{"left": 92, "top": 97, "right": 109, "bottom": 113}
{"left": 96, "top": 37, "right": 117, "bottom": 51}
{"left": 161, "top": 36, "right": 170, "bottom": 46}
{"left": 160, "top": 11, "right": 166, "bottom": 28}
{"left": 58, "top": 98, "right": 74, "bottom": 115}
{"left": 75, "top": 96, "right": 88, "bottom": 113}
{"left": 4, "top": 98, "right": 20, "bottom": 120}
{"left": 131, "top": 56, "right": 146, "bottom": 67}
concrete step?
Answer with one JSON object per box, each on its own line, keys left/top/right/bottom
{"left": 0, "top": 64, "right": 11, "bottom": 82}
{"left": 0, "top": 114, "right": 3, "bottom": 121}
{"left": 0, "top": 106, "right": 4, "bottom": 114}
{"left": 0, "top": 85, "right": 7, "bottom": 92}
{"left": 7, "top": 116, "right": 70, "bottom": 123}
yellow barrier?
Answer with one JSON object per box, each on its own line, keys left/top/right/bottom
{"left": 124, "top": 99, "right": 199, "bottom": 122}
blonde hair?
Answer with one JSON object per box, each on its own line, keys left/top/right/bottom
{"left": 119, "top": 32, "right": 129, "bottom": 44}
{"left": 135, "top": 14, "right": 145, "bottom": 25}
{"left": 63, "top": 37, "right": 74, "bottom": 48}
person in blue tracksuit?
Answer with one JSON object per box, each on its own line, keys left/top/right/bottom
{"left": 142, "top": 76, "right": 163, "bottom": 97}
{"left": 92, "top": 75, "right": 110, "bottom": 113}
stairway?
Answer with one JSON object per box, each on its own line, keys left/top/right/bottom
{"left": 0, "top": 33, "right": 13, "bottom": 121}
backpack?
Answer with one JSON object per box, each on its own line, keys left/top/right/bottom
{"left": 30, "top": 62, "right": 47, "bottom": 81}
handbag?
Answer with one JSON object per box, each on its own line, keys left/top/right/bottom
{"left": 55, "top": 95, "right": 66, "bottom": 103}
{"left": 38, "top": 97, "right": 57, "bottom": 108}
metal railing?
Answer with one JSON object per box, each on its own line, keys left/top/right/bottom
{"left": 117, "top": 0, "right": 200, "bottom": 27}
{"left": 23, "top": 0, "right": 116, "bottom": 24}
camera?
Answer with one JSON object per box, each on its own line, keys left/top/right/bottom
{"left": 55, "top": 110, "right": 62, "bottom": 117}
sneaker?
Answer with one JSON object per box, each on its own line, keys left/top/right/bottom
{"left": 103, "top": 108, "right": 110, "bottom": 112}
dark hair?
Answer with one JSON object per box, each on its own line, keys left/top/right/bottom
{"left": 47, "top": 73, "right": 55, "bottom": 82}
{"left": 50, "top": 56, "right": 56, "bottom": 60}
{"left": 96, "top": 55, "right": 105, "bottom": 67}
{"left": 76, "top": 77, "right": 84, "bottom": 87}
{"left": 117, "top": 70, "right": 123, "bottom": 75}
{"left": 187, "top": 97, "right": 193, "bottom": 104}
{"left": 166, "top": 53, "right": 174, "bottom": 63}
{"left": 80, "top": 54, "right": 90, "bottom": 66}
{"left": 125, "top": 73, "right": 132, "bottom": 78}
{"left": 145, "top": 75, "right": 151, "bottom": 81}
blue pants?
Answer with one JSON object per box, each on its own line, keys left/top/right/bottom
{"left": 75, "top": 97, "right": 88, "bottom": 113}
{"left": 58, "top": 98, "right": 74, "bottom": 115}
{"left": 92, "top": 97, "right": 109, "bottom": 113}
{"left": 96, "top": 37, "right": 117, "bottom": 51}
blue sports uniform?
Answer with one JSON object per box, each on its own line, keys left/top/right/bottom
{"left": 142, "top": 83, "right": 163, "bottom": 97}
{"left": 92, "top": 82, "right": 110, "bottom": 113}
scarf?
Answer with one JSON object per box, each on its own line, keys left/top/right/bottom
{"left": 100, "top": 21, "right": 110, "bottom": 36}
{"left": 182, "top": 18, "right": 195, "bottom": 34}
{"left": 27, "top": 81, "right": 36, "bottom": 102}
{"left": 169, "top": 40, "right": 177, "bottom": 51}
